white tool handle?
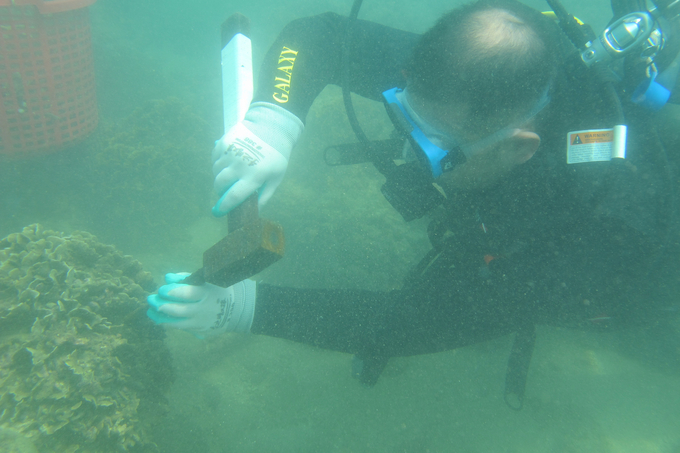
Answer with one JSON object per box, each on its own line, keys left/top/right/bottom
{"left": 220, "top": 14, "right": 253, "bottom": 133}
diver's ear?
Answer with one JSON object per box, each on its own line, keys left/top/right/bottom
{"left": 504, "top": 130, "right": 541, "bottom": 165}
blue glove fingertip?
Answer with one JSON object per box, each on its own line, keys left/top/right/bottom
{"left": 147, "top": 294, "right": 166, "bottom": 309}
{"left": 212, "top": 192, "right": 230, "bottom": 218}
{"left": 165, "top": 272, "right": 190, "bottom": 284}
{"left": 146, "top": 307, "right": 185, "bottom": 325}
{"left": 213, "top": 188, "right": 255, "bottom": 218}
{"left": 212, "top": 204, "right": 227, "bottom": 218}
{"left": 158, "top": 282, "right": 196, "bottom": 301}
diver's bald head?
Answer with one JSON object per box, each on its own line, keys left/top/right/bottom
{"left": 467, "top": 9, "right": 544, "bottom": 58}
{"left": 407, "top": 0, "right": 559, "bottom": 121}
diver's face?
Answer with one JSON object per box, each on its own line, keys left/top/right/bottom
{"left": 409, "top": 94, "right": 541, "bottom": 192}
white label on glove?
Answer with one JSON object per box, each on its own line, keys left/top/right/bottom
{"left": 213, "top": 293, "right": 234, "bottom": 331}
{"left": 226, "top": 123, "right": 269, "bottom": 167}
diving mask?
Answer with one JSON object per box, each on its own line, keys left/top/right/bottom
{"left": 382, "top": 86, "right": 551, "bottom": 178}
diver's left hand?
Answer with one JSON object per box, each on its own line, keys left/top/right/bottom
{"left": 147, "top": 273, "right": 256, "bottom": 337}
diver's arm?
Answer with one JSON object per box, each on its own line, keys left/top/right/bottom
{"left": 147, "top": 220, "right": 658, "bottom": 354}
{"left": 250, "top": 217, "right": 661, "bottom": 357}
{"left": 251, "top": 12, "right": 418, "bottom": 121}
{"left": 211, "top": 13, "right": 417, "bottom": 215}
{"left": 250, "top": 277, "right": 527, "bottom": 358}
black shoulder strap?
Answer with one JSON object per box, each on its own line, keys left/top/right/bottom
{"left": 504, "top": 323, "right": 537, "bottom": 411}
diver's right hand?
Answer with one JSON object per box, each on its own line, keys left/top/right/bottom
{"left": 146, "top": 273, "right": 256, "bottom": 337}
{"left": 212, "top": 102, "right": 304, "bottom": 217}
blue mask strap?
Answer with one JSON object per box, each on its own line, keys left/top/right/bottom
{"left": 383, "top": 87, "right": 466, "bottom": 178}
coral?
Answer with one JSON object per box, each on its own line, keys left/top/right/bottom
{"left": 0, "top": 224, "right": 173, "bottom": 453}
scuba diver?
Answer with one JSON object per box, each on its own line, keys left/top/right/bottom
{"left": 147, "top": 0, "right": 680, "bottom": 407}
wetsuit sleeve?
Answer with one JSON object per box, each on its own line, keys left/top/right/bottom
{"left": 250, "top": 213, "right": 662, "bottom": 359}
{"left": 251, "top": 12, "right": 418, "bottom": 121}
{"left": 250, "top": 257, "right": 530, "bottom": 358}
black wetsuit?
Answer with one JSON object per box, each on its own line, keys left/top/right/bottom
{"left": 248, "top": 13, "right": 678, "bottom": 375}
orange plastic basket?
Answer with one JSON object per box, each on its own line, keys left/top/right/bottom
{"left": 0, "top": 0, "right": 98, "bottom": 155}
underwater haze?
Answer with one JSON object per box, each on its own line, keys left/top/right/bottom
{"left": 1, "top": 0, "right": 680, "bottom": 452}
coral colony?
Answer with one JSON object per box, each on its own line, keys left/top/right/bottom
{"left": 0, "top": 225, "right": 172, "bottom": 453}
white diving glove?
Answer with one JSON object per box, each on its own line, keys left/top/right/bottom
{"left": 146, "top": 273, "right": 257, "bottom": 337}
{"left": 212, "top": 102, "right": 304, "bottom": 216}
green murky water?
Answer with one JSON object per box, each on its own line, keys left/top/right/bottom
{"left": 1, "top": 1, "right": 679, "bottom": 452}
